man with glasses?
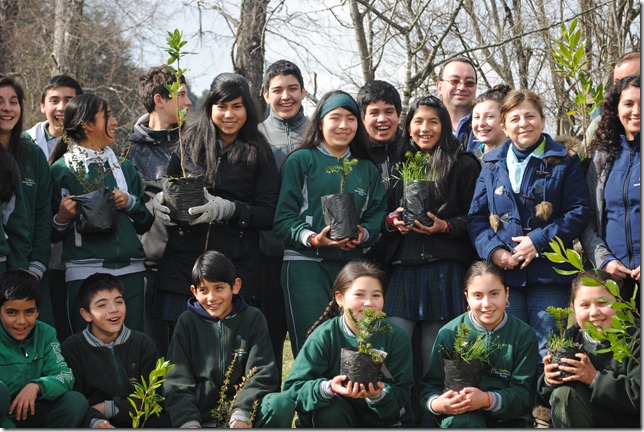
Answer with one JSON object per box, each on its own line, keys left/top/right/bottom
{"left": 436, "top": 57, "right": 478, "bottom": 152}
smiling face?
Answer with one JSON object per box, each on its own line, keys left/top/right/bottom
{"left": 472, "top": 100, "right": 507, "bottom": 149}
{"left": 362, "top": 100, "right": 400, "bottom": 144}
{"left": 0, "top": 85, "right": 21, "bottom": 145}
{"left": 501, "top": 100, "right": 546, "bottom": 150}
{"left": 618, "top": 85, "right": 640, "bottom": 140}
{"left": 211, "top": 96, "right": 247, "bottom": 145}
{"left": 335, "top": 276, "right": 384, "bottom": 335}
{"left": 319, "top": 107, "right": 358, "bottom": 157}
{"left": 573, "top": 284, "right": 617, "bottom": 331}
{"left": 436, "top": 61, "right": 477, "bottom": 111}
{"left": 83, "top": 104, "right": 118, "bottom": 149}
{"left": 0, "top": 298, "right": 38, "bottom": 341}
{"left": 409, "top": 105, "right": 442, "bottom": 151}
{"left": 190, "top": 278, "right": 241, "bottom": 319}
{"left": 263, "top": 74, "right": 305, "bottom": 120}
{"left": 465, "top": 273, "right": 509, "bottom": 331}
{"left": 40, "top": 86, "right": 78, "bottom": 137}
{"left": 80, "top": 288, "right": 126, "bottom": 343}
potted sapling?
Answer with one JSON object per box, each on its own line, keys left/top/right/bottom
{"left": 321, "top": 158, "right": 359, "bottom": 240}
{"left": 393, "top": 151, "right": 438, "bottom": 227}
{"left": 441, "top": 323, "right": 497, "bottom": 392}
{"left": 159, "top": 29, "right": 206, "bottom": 226}
{"left": 340, "top": 308, "right": 393, "bottom": 387}
{"left": 545, "top": 306, "right": 583, "bottom": 379}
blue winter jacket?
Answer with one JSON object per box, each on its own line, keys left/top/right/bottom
{"left": 467, "top": 134, "right": 590, "bottom": 287}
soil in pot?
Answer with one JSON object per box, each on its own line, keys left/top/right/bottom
{"left": 403, "top": 180, "right": 436, "bottom": 227}
{"left": 549, "top": 345, "right": 584, "bottom": 380}
{"left": 340, "top": 347, "right": 382, "bottom": 388}
{"left": 72, "top": 188, "right": 117, "bottom": 235}
{"left": 442, "top": 357, "right": 483, "bottom": 392}
{"left": 321, "top": 192, "right": 359, "bottom": 241}
{"left": 162, "top": 176, "right": 206, "bottom": 226}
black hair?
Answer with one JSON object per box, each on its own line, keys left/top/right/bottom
{"left": 138, "top": 65, "right": 187, "bottom": 113}
{"left": 0, "top": 269, "right": 40, "bottom": 309}
{"left": 398, "top": 95, "right": 460, "bottom": 200}
{"left": 294, "top": 90, "right": 373, "bottom": 162}
{"left": 78, "top": 273, "right": 124, "bottom": 311}
{"left": 357, "top": 80, "right": 403, "bottom": 117}
{"left": 463, "top": 260, "right": 507, "bottom": 292}
{"left": 191, "top": 250, "right": 237, "bottom": 287}
{"left": 262, "top": 59, "right": 305, "bottom": 94}
{"left": 438, "top": 57, "right": 478, "bottom": 82}
{"left": 0, "top": 76, "right": 29, "bottom": 173}
{"left": 40, "top": 74, "right": 83, "bottom": 104}
{"left": 305, "top": 261, "right": 385, "bottom": 340}
{"left": 590, "top": 75, "right": 640, "bottom": 175}
{"left": 181, "top": 72, "right": 270, "bottom": 185}
{"left": 48, "top": 93, "right": 111, "bottom": 165}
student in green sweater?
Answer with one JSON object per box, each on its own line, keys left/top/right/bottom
{"left": 0, "top": 76, "right": 53, "bottom": 326}
{"left": 281, "top": 260, "right": 413, "bottom": 427}
{"left": 0, "top": 269, "right": 86, "bottom": 428}
{"left": 273, "top": 90, "right": 387, "bottom": 356}
{"left": 420, "top": 260, "right": 539, "bottom": 427}
{"left": 163, "top": 250, "right": 292, "bottom": 428}
{"left": 61, "top": 273, "right": 168, "bottom": 428}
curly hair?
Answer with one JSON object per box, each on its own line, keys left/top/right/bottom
{"left": 589, "top": 75, "right": 640, "bottom": 174}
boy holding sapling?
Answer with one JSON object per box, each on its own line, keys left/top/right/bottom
{"left": 61, "top": 273, "right": 168, "bottom": 428}
{"left": 162, "top": 251, "right": 291, "bottom": 428}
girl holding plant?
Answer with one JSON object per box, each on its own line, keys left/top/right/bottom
{"left": 273, "top": 90, "right": 387, "bottom": 356}
{"left": 152, "top": 73, "right": 279, "bottom": 326}
{"left": 421, "top": 260, "right": 539, "bottom": 428}
{"left": 280, "top": 261, "right": 413, "bottom": 427}
{"left": 383, "top": 96, "right": 480, "bottom": 372}
{"left": 471, "top": 84, "right": 512, "bottom": 159}
{"left": 50, "top": 94, "right": 153, "bottom": 333}
{"left": 538, "top": 271, "right": 640, "bottom": 428}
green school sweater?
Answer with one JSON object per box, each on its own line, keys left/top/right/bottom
{"left": 0, "top": 155, "right": 31, "bottom": 270}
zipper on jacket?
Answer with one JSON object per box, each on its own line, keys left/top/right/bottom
{"left": 623, "top": 146, "right": 635, "bottom": 268}
{"left": 20, "top": 344, "right": 29, "bottom": 358}
{"left": 109, "top": 346, "right": 123, "bottom": 391}
{"left": 218, "top": 321, "right": 225, "bottom": 376}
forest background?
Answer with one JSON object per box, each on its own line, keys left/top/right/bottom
{"left": 1, "top": 0, "right": 639, "bottom": 144}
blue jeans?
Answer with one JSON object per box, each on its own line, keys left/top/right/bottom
{"left": 506, "top": 284, "right": 570, "bottom": 361}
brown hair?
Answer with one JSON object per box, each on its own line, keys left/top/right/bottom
{"left": 472, "top": 84, "right": 512, "bottom": 109}
{"left": 500, "top": 89, "right": 545, "bottom": 124}
{"left": 463, "top": 260, "right": 507, "bottom": 292}
{"left": 570, "top": 270, "right": 622, "bottom": 304}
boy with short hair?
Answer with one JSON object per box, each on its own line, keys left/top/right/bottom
{"left": 0, "top": 269, "right": 86, "bottom": 428}
{"left": 25, "top": 75, "right": 83, "bottom": 158}
{"left": 61, "top": 273, "right": 164, "bottom": 428}
{"left": 163, "top": 251, "right": 292, "bottom": 428}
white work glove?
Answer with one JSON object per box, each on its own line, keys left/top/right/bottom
{"left": 188, "top": 188, "right": 236, "bottom": 225}
{"left": 153, "top": 192, "right": 176, "bottom": 226}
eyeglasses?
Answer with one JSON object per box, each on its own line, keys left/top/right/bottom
{"left": 441, "top": 78, "right": 477, "bottom": 88}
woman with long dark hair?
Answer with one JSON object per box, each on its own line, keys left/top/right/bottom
{"left": 152, "top": 73, "right": 279, "bottom": 328}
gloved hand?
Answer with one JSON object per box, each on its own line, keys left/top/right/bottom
{"left": 153, "top": 192, "right": 176, "bottom": 226}
{"left": 188, "top": 188, "right": 236, "bottom": 225}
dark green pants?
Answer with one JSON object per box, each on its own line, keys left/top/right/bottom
{"left": 297, "top": 395, "right": 402, "bottom": 427}
{"left": 439, "top": 411, "right": 527, "bottom": 428}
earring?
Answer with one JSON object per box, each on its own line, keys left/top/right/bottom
{"left": 506, "top": 300, "right": 510, "bottom": 308}
{"left": 466, "top": 304, "right": 471, "bottom": 310}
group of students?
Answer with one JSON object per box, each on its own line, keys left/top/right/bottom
{"left": 0, "top": 49, "right": 639, "bottom": 428}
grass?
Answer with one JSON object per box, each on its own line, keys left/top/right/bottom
{"left": 280, "top": 336, "right": 297, "bottom": 428}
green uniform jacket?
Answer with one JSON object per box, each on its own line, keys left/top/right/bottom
{"left": 537, "top": 324, "right": 640, "bottom": 422}
{"left": 18, "top": 135, "right": 52, "bottom": 277}
{"left": 0, "top": 321, "right": 75, "bottom": 399}
{"left": 274, "top": 146, "right": 387, "bottom": 262}
{"left": 282, "top": 315, "right": 413, "bottom": 422}
{"left": 421, "top": 312, "right": 539, "bottom": 420}
{"left": 163, "top": 296, "right": 279, "bottom": 427}
{"left": 61, "top": 327, "right": 159, "bottom": 427}
{"left": 50, "top": 155, "right": 152, "bottom": 276}
{"left": 0, "top": 154, "right": 31, "bottom": 271}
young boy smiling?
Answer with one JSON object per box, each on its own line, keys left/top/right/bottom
{"left": 61, "top": 273, "right": 164, "bottom": 428}
{"left": 163, "top": 250, "right": 292, "bottom": 428}
{"left": 0, "top": 269, "right": 86, "bottom": 428}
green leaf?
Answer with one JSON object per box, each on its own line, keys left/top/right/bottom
{"left": 543, "top": 252, "right": 567, "bottom": 263}
{"left": 580, "top": 277, "right": 601, "bottom": 287}
{"left": 553, "top": 268, "right": 579, "bottom": 276}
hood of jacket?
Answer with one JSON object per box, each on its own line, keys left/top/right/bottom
{"left": 186, "top": 293, "right": 249, "bottom": 321}
{"left": 128, "top": 113, "right": 181, "bottom": 146}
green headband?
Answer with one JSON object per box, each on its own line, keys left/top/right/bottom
{"left": 318, "top": 93, "right": 359, "bottom": 120}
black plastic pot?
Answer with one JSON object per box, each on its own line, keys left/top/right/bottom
{"left": 442, "top": 357, "right": 483, "bottom": 392}
{"left": 340, "top": 347, "right": 382, "bottom": 388}
{"left": 320, "top": 192, "right": 359, "bottom": 240}
{"left": 402, "top": 180, "right": 436, "bottom": 227}
{"left": 549, "top": 345, "right": 584, "bottom": 380}
{"left": 72, "top": 188, "right": 117, "bottom": 235}
{"left": 162, "top": 176, "right": 206, "bottom": 226}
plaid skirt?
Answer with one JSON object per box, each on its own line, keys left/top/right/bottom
{"left": 150, "top": 289, "right": 190, "bottom": 322}
{"left": 384, "top": 259, "right": 465, "bottom": 321}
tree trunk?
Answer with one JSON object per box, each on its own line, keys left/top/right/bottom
{"left": 349, "top": 0, "right": 374, "bottom": 83}
{"left": 0, "top": 0, "right": 19, "bottom": 75}
{"left": 52, "top": 0, "right": 84, "bottom": 75}
{"left": 234, "top": 0, "right": 269, "bottom": 116}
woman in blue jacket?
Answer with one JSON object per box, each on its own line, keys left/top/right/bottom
{"left": 580, "top": 75, "right": 640, "bottom": 305}
{"left": 467, "top": 89, "right": 590, "bottom": 360}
